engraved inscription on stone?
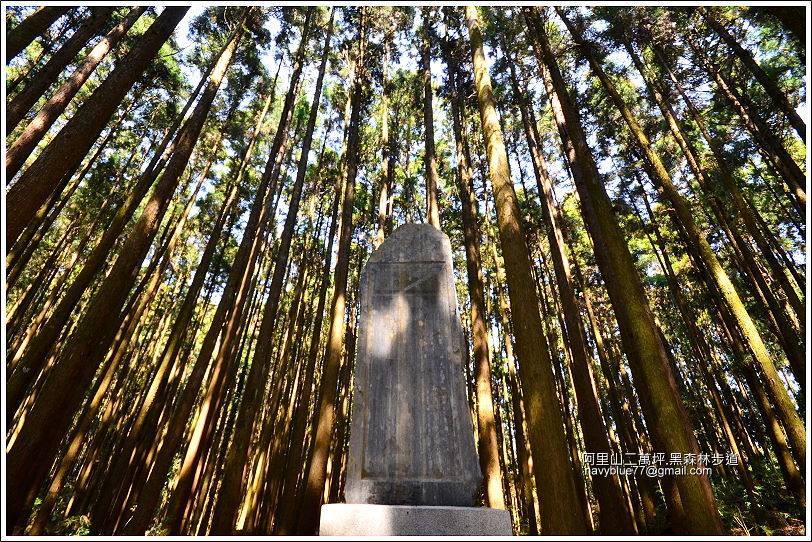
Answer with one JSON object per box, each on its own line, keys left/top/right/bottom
{"left": 345, "top": 224, "right": 481, "bottom": 507}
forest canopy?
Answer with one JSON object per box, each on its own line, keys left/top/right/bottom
{"left": 4, "top": 5, "right": 808, "bottom": 536}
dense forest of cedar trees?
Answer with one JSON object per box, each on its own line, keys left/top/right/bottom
{"left": 2, "top": 4, "right": 807, "bottom": 536}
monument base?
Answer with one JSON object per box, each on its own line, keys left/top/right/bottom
{"left": 318, "top": 503, "right": 513, "bottom": 536}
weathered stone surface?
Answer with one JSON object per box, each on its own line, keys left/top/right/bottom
{"left": 345, "top": 224, "right": 481, "bottom": 507}
{"left": 319, "top": 504, "right": 513, "bottom": 536}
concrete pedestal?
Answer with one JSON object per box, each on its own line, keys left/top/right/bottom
{"left": 318, "top": 504, "right": 513, "bottom": 536}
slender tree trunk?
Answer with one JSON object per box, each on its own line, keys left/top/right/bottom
{"left": 421, "top": 8, "right": 441, "bottom": 228}
{"left": 374, "top": 29, "right": 393, "bottom": 248}
{"left": 633, "top": 182, "right": 758, "bottom": 498}
{"left": 646, "top": 42, "right": 804, "bottom": 323}
{"left": 699, "top": 6, "right": 806, "bottom": 141}
{"left": 6, "top": 7, "right": 116, "bottom": 133}
{"left": 486, "top": 221, "right": 539, "bottom": 534}
{"left": 274, "top": 171, "right": 342, "bottom": 534}
{"left": 6, "top": 91, "right": 142, "bottom": 281}
{"left": 210, "top": 9, "right": 327, "bottom": 533}
{"left": 526, "top": 7, "right": 722, "bottom": 534}
{"left": 121, "top": 19, "right": 306, "bottom": 537}
{"left": 686, "top": 37, "right": 806, "bottom": 206}
{"left": 84, "top": 127, "right": 238, "bottom": 533}
{"left": 6, "top": 35, "right": 216, "bottom": 428}
{"left": 559, "top": 12, "right": 806, "bottom": 476}
{"left": 5, "top": 14, "right": 234, "bottom": 530}
{"left": 6, "top": 7, "right": 188, "bottom": 248}
{"left": 296, "top": 12, "right": 366, "bottom": 533}
{"left": 6, "top": 6, "right": 71, "bottom": 63}
{"left": 441, "top": 30, "right": 505, "bottom": 510}
{"left": 715, "top": 208, "right": 805, "bottom": 387}
{"left": 466, "top": 6, "right": 588, "bottom": 534}
{"left": 741, "top": 363, "right": 806, "bottom": 506}
{"left": 506, "top": 37, "right": 636, "bottom": 534}
{"left": 7, "top": 7, "right": 146, "bottom": 176}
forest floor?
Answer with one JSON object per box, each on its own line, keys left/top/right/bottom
{"left": 727, "top": 515, "right": 805, "bottom": 536}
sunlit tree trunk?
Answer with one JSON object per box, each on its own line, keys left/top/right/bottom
{"left": 5, "top": 8, "right": 235, "bottom": 531}
{"left": 6, "top": 6, "right": 71, "bottom": 63}
{"left": 421, "top": 8, "right": 441, "bottom": 228}
{"left": 441, "top": 29, "right": 505, "bottom": 511}
{"left": 559, "top": 11, "right": 805, "bottom": 478}
{"left": 526, "top": 7, "right": 722, "bottom": 534}
{"left": 296, "top": 10, "right": 367, "bottom": 534}
{"left": 210, "top": 9, "right": 327, "bottom": 533}
{"left": 466, "top": 6, "right": 589, "bottom": 534}
{"left": 7, "top": 8, "right": 188, "bottom": 248}
{"left": 7, "top": 7, "right": 146, "bottom": 176}
{"left": 699, "top": 6, "right": 806, "bottom": 141}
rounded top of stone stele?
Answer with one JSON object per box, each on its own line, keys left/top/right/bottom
{"left": 367, "top": 224, "right": 451, "bottom": 265}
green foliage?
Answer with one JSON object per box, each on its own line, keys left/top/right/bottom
{"left": 714, "top": 457, "right": 804, "bottom": 535}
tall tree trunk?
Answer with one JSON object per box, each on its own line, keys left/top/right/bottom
{"left": 6, "top": 7, "right": 116, "bottom": 133}
{"left": 374, "top": 26, "right": 394, "bottom": 248}
{"left": 7, "top": 7, "right": 146, "bottom": 176}
{"left": 699, "top": 6, "right": 806, "bottom": 141}
{"left": 121, "top": 18, "right": 306, "bottom": 538}
{"left": 441, "top": 29, "right": 505, "bottom": 511}
{"left": 6, "top": 7, "right": 188, "bottom": 248}
{"left": 619, "top": 39, "right": 805, "bottom": 389}
{"left": 6, "top": 39, "right": 217, "bottom": 429}
{"left": 525, "top": 7, "right": 722, "bottom": 534}
{"left": 559, "top": 11, "right": 806, "bottom": 476}
{"left": 161, "top": 96, "right": 300, "bottom": 538}
{"left": 686, "top": 36, "right": 806, "bottom": 207}
{"left": 84, "top": 103, "right": 248, "bottom": 532}
{"left": 422, "top": 8, "right": 441, "bottom": 229}
{"left": 296, "top": 11, "right": 366, "bottom": 534}
{"left": 6, "top": 6, "right": 71, "bottom": 63}
{"left": 466, "top": 6, "right": 588, "bottom": 534}
{"left": 210, "top": 8, "right": 327, "bottom": 533}
{"left": 632, "top": 181, "right": 758, "bottom": 498}
{"left": 5, "top": 14, "right": 235, "bottom": 530}
{"left": 646, "top": 42, "right": 804, "bottom": 322}
{"left": 6, "top": 84, "right": 144, "bottom": 281}
{"left": 28, "top": 163, "right": 207, "bottom": 535}
{"left": 741, "top": 363, "right": 806, "bottom": 506}
{"left": 505, "top": 37, "right": 636, "bottom": 534}
{"left": 274, "top": 170, "right": 342, "bottom": 534}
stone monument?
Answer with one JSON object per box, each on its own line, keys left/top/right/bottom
{"left": 319, "top": 224, "right": 512, "bottom": 536}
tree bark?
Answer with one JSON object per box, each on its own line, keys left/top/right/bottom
{"left": 6, "top": 6, "right": 70, "bottom": 63}
{"left": 274, "top": 167, "right": 343, "bottom": 534}
{"left": 5, "top": 12, "right": 233, "bottom": 530}
{"left": 422, "top": 8, "right": 441, "bottom": 229}
{"left": 559, "top": 11, "right": 806, "bottom": 479}
{"left": 526, "top": 7, "right": 722, "bottom": 534}
{"left": 6, "top": 52, "right": 214, "bottom": 425}
{"left": 647, "top": 42, "right": 804, "bottom": 323}
{"left": 507, "top": 42, "right": 636, "bottom": 533}
{"left": 6, "top": 7, "right": 116, "bottom": 133}
{"left": 441, "top": 29, "right": 506, "bottom": 511}
{"left": 7, "top": 7, "right": 146, "bottom": 176}
{"left": 6, "top": 7, "right": 188, "bottom": 248}
{"left": 686, "top": 36, "right": 806, "bottom": 207}
{"left": 209, "top": 8, "right": 328, "bottom": 533}
{"left": 466, "top": 6, "right": 588, "bottom": 534}
{"left": 699, "top": 6, "right": 806, "bottom": 141}
{"left": 374, "top": 25, "right": 394, "bottom": 248}
{"left": 296, "top": 11, "right": 366, "bottom": 533}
